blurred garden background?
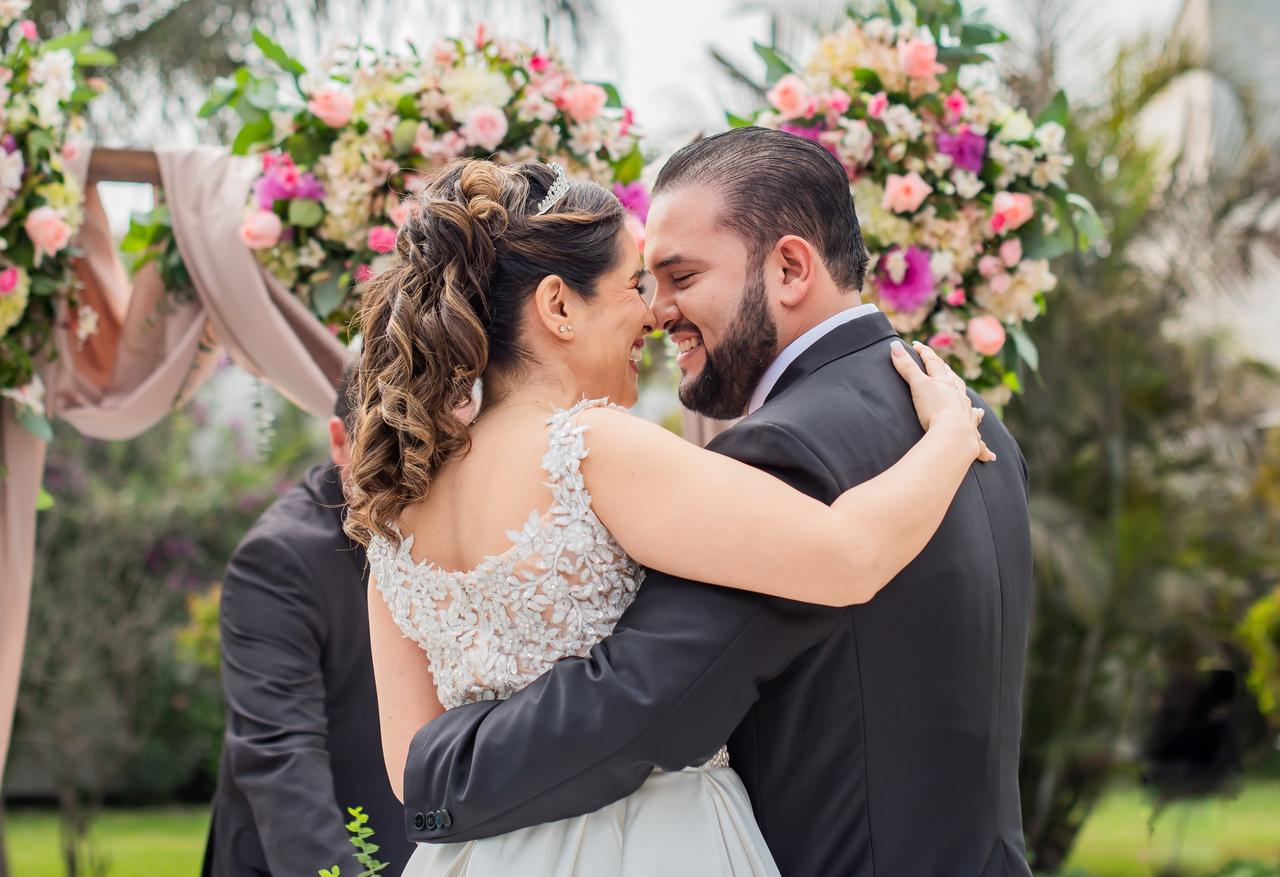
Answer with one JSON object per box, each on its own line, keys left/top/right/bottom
{"left": 2, "top": 0, "right": 1279, "bottom": 875}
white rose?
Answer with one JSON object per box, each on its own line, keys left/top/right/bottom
{"left": 997, "top": 109, "right": 1035, "bottom": 143}
{"left": 951, "top": 170, "right": 984, "bottom": 199}
{"left": 929, "top": 249, "right": 955, "bottom": 281}
{"left": 440, "top": 65, "right": 514, "bottom": 118}
{"left": 1035, "top": 121, "right": 1066, "bottom": 154}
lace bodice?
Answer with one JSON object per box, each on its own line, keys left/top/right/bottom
{"left": 368, "top": 398, "right": 645, "bottom": 711}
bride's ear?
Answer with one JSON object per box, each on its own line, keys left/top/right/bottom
{"left": 532, "top": 275, "right": 576, "bottom": 339}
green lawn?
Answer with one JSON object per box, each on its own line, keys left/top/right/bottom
{"left": 5, "top": 782, "right": 1279, "bottom": 876}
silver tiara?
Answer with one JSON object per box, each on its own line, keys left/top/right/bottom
{"left": 535, "top": 163, "right": 571, "bottom": 215}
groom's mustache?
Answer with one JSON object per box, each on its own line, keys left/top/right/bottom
{"left": 668, "top": 322, "right": 702, "bottom": 339}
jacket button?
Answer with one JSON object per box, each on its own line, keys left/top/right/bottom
{"left": 425, "top": 811, "right": 439, "bottom": 831}
{"left": 413, "top": 812, "right": 427, "bottom": 831}
{"left": 440, "top": 809, "right": 453, "bottom": 829}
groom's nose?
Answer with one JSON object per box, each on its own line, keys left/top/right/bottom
{"left": 650, "top": 280, "right": 680, "bottom": 332}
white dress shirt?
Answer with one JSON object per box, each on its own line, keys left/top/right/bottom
{"left": 746, "top": 303, "right": 880, "bottom": 415}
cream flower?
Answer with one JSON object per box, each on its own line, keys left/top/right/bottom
{"left": 440, "top": 65, "right": 514, "bottom": 118}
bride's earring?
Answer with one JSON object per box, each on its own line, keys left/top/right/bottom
{"left": 558, "top": 324, "right": 573, "bottom": 334}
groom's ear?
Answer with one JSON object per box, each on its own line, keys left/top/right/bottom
{"left": 773, "top": 235, "right": 817, "bottom": 306}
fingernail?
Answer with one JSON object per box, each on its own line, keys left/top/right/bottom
{"left": 890, "top": 340, "right": 904, "bottom": 355}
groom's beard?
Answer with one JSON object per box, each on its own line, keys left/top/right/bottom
{"left": 678, "top": 267, "right": 778, "bottom": 421}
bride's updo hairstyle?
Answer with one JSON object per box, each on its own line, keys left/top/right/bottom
{"left": 345, "top": 159, "right": 626, "bottom": 546}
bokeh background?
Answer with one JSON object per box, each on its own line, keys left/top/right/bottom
{"left": 3, "top": 1, "right": 1279, "bottom": 875}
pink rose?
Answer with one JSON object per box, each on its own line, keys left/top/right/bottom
{"left": 767, "top": 74, "right": 811, "bottom": 120}
{"left": 367, "top": 225, "right": 397, "bottom": 254}
{"left": 967, "top": 315, "right": 1007, "bottom": 356}
{"left": 825, "top": 89, "right": 852, "bottom": 115}
{"left": 239, "top": 210, "right": 282, "bottom": 250}
{"left": 61, "top": 142, "right": 80, "bottom": 162}
{"left": 24, "top": 206, "right": 72, "bottom": 261}
{"left": 0, "top": 267, "right": 19, "bottom": 295}
{"left": 867, "top": 91, "right": 888, "bottom": 119}
{"left": 978, "top": 255, "right": 1004, "bottom": 278}
{"left": 529, "top": 54, "right": 550, "bottom": 74}
{"left": 944, "top": 90, "right": 968, "bottom": 122}
{"left": 461, "top": 105, "right": 509, "bottom": 151}
{"left": 898, "top": 38, "right": 946, "bottom": 80}
{"left": 306, "top": 88, "right": 354, "bottom": 128}
{"left": 355, "top": 264, "right": 374, "bottom": 284}
{"left": 988, "top": 273, "right": 1011, "bottom": 295}
{"left": 881, "top": 172, "right": 933, "bottom": 214}
{"left": 999, "top": 238, "right": 1023, "bottom": 267}
{"left": 945, "top": 288, "right": 967, "bottom": 306}
{"left": 928, "top": 331, "right": 956, "bottom": 349}
{"left": 619, "top": 106, "right": 635, "bottom": 137}
{"left": 560, "top": 83, "right": 608, "bottom": 123}
{"left": 990, "top": 192, "right": 1035, "bottom": 233}
{"left": 19, "top": 20, "right": 37, "bottom": 41}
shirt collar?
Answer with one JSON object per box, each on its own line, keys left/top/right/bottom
{"left": 747, "top": 303, "right": 880, "bottom": 415}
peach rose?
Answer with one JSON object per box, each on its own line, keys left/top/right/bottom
{"left": 387, "top": 198, "right": 414, "bottom": 227}
{"left": 898, "top": 38, "right": 946, "bottom": 80}
{"left": 560, "top": 83, "right": 608, "bottom": 123}
{"left": 306, "top": 88, "right": 354, "bottom": 128}
{"left": 881, "top": 171, "right": 933, "bottom": 214}
{"left": 990, "top": 192, "right": 1035, "bottom": 233}
{"left": 239, "top": 210, "right": 282, "bottom": 250}
{"left": 767, "top": 74, "right": 811, "bottom": 120}
{"left": 625, "top": 213, "right": 646, "bottom": 256}
{"left": 461, "top": 105, "right": 509, "bottom": 151}
{"left": 967, "top": 315, "right": 1007, "bottom": 356}
{"left": 978, "top": 255, "right": 1004, "bottom": 278}
{"left": 24, "top": 206, "right": 72, "bottom": 262}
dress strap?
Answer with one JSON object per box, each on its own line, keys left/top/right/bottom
{"left": 541, "top": 397, "right": 616, "bottom": 516}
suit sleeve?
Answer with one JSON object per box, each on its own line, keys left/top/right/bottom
{"left": 403, "top": 421, "right": 848, "bottom": 843}
{"left": 219, "top": 535, "right": 359, "bottom": 876}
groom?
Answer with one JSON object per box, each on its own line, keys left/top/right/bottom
{"left": 402, "top": 127, "right": 1034, "bottom": 876}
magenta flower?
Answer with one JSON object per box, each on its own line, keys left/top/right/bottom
{"left": 876, "top": 245, "right": 936, "bottom": 312}
{"left": 936, "top": 128, "right": 987, "bottom": 174}
{"left": 613, "top": 182, "right": 651, "bottom": 223}
{"left": 2, "top": 134, "right": 17, "bottom": 154}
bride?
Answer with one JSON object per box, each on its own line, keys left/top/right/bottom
{"left": 344, "top": 158, "right": 992, "bottom": 876}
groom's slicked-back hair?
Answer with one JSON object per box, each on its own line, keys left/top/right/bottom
{"left": 653, "top": 126, "right": 869, "bottom": 291}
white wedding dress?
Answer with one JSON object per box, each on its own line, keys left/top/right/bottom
{"left": 368, "top": 398, "right": 779, "bottom": 877}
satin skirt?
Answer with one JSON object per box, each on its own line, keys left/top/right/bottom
{"left": 401, "top": 766, "right": 779, "bottom": 877}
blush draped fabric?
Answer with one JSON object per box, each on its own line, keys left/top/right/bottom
{"left": 0, "top": 146, "right": 346, "bottom": 782}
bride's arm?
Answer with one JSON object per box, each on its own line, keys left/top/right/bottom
{"left": 583, "top": 341, "right": 989, "bottom": 607}
{"left": 367, "top": 580, "right": 444, "bottom": 802}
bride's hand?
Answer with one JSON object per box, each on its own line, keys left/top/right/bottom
{"left": 890, "top": 339, "right": 996, "bottom": 463}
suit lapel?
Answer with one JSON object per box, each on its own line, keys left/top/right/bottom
{"left": 763, "top": 311, "right": 899, "bottom": 406}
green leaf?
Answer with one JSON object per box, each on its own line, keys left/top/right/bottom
{"left": 752, "top": 42, "right": 794, "bottom": 85}
{"left": 611, "top": 144, "right": 645, "bottom": 185}
{"left": 199, "top": 78, "right": 239, "bottom": 119}
{"left": 1010, "top": 324, "right": 1040, "bottom": 372}
{"left": 959, "top": 23, "right": 1008, "bottom": 47}
{"left": 42, "top": 30, "right": 93, "bottom": 54}
{"left": 392, "top": 117, "right": 419, "bottom": 155}
{"left": 886, "top": 1, "right": 903, "bottom": 25}
{"left": 16, "top": 407, "right": 53, "bottom": 442}
{"left": 37, "top": 486, "right": 55, "bottom": 510}
{"left": 937, "top": 45, "right": 990, "bottom": 67}
{"left": 287, "top": 199, "right": 324, "bottom": 228}
{"left": 1035, "top": 88, "right": 1069, "bottom": 128}
{"left": 725, "top": 112, "right": 754, "bottom": 129}
{"left": 853, "top": 67, "right": 883, "bottom": 93}
{"left": 232, "top": 115, "right": 276, "bottom": 155}
{"left": 1066, "top": 192, "right": 1105, "bottom": 251}
{"left": 395, "top": 93, "right": 421, "bottom": 120}
{"left": 593, "top": 82, "right": 623, "bottom": 109}
{"left": 311, "top": 272, "right": 345, "bottom": 319}
{"left": 252, "top": 29, "right": 307, "bottom": 77}
{"left": 74, "top": 47, "right": 117, "bottom": 67}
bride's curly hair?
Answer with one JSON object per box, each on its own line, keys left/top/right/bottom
{"left": 344, "top": 159, "right": 626, "bottom": 547}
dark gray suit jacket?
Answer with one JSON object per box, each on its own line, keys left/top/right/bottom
{"left": 202, "top": 464, "right": 414, "bottom": 877}
{"left": 403, "top": 313, "right": 1034, "bottom": 877}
